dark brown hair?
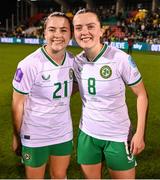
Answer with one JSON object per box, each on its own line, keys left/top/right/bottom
{"left": 44, "top": 12, "right": 73, "bottom": 34}
{"left": 74, "top": 8, "right": 102, "bottom": 27}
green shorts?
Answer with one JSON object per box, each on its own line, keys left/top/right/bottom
{"left": 22, "top": 140, "right": 73, "bottom": 167}
{"left": 77, "top": 130, "right": 136, "bottom": 171}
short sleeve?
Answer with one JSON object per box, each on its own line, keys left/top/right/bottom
{"left": 12, "top": 60, "right": 36, "bottom": 94}
{"left": 118, "top": 55, "right": 142, "bottom": 86}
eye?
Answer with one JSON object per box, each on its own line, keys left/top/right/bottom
{"left": 48, "top": 28, "right": 55, "bottom": 32}
{"left": 88, "top": 25, "right": 94, "bottom": 30}
{"left": 75, "top": 26, "right": 82, "bottom": 31}
{"left": 61, "top": 29, "right": 67, "bottom": 33}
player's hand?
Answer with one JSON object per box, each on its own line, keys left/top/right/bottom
{"left": 12, "top": 134, "right": 22, "bottom": 156}
{"left": 130, "top": 133, "right": 145, "bottom": 155}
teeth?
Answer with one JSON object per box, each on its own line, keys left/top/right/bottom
{"left": 81, "top": 37, "right": 90, "bottom": 39}
{"left": 53, "top": 41, "right": 63, "bottom": 44}
{"left": 53, "top": 39, "right": 63, "bottom": 42}
{"left": 81, "top": 37, "right": 90, "bottom": 40}
{"left": 81, "top": 38, "right": 91, "bottom": 42}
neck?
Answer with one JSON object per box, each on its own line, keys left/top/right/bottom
{"left": 51, "top": 52, "right": 65, "bottom": 65}
{"left": 45, "top": 46, "right": 65, "bottom": 65}
{"left": 85, "top": 44, "right": 103, "bottom": 61}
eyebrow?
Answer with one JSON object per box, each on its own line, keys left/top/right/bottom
{"left": 47, "top": 26, "right": 69, "bottom": 29}
{"left": 75, "top": 23, "right": 96, "bottom": 26}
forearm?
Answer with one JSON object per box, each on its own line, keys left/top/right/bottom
{"left": 136, "top": 91, "right": 148, "bottom": 137}
{"left": 12, "top": 101, "right": 24, "bottom": 156}
{"left": 12, "top": 102, "right": 24, "bottom": 137}
{"left": 12, "top": 91, "right": 26, "bottom": 137}
{"left": 130, "top": 81, "right": 148, "bottom": 154}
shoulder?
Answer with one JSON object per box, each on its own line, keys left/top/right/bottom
{"left": 66, "top": 51, "right": 75, "bottom": 60}
{"left": 18, "top": 48, "right": 42, "bottom": 68}
{"left": 19, "top": 49, "right": 39, "bottom": 65}
{"left": 75, "top": 50, "right": 85, "bottom": 61}
{"left": 106, "top": 46, "right": 129, "bottom": 62}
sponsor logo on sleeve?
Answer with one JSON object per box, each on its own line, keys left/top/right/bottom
{"left": 128, "top": 56, "right": 137, "bottom": 68}
{"left": 134, "top": 71, "right": 139, "bottom": 77}
{"left": 14, "top": 68, "right": 23, "bottom": 82}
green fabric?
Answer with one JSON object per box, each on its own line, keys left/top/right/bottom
{"left": 77, "top": 130, "right": 136, "bottom": 170}
{"left": 22, "top": 140, "right": 73, "bottom": 167}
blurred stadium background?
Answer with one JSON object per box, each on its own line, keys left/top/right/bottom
{"left": 0, "top": 0, "right": 160, "bottom": 179}
{"left": 0, "top": 0, "right": 160, "bottom": 46}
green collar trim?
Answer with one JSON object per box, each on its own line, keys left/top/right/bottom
{"left": 87, "top": 44, "right": 108, "bottom": 62}
{"left": 41, "top": 46, "right": 66, "bottom": 66}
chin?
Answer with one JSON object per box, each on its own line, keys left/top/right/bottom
{"left": 52, "top": 45, "right": 63, "bottom": 51}
{"left": 81, "top": 44, "right": 93, "bottom": 50}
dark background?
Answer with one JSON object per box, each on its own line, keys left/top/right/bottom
{"left": 0, "top": 0, "right": 17, "bottom": 24}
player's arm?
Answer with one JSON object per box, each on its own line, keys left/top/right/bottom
{"left": 12, "top": 90, "right": 27, "bottom": 156}
{"left": 129, "top": 81, "right": 148, "bottom": 155}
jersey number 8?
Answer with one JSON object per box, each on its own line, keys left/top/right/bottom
{"left": 88, "top": 78, "right": 96, "bottom": 95}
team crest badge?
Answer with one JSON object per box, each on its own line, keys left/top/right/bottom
{"left": 42, "top": 74, "right": 50, "bottom": 80}
{"left": 69, "top": 68, "right": 74, "bottom": 79}
{"left": 23, "top": 153, "right": 31, "bottom": 160}
{"left": 100, "top": 65, "right": 112, "bottom": 79}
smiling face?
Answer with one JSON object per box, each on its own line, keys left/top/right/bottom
{"left": 73, "top": 12, "right": 103, "bottom": 51}
{"left": 44, "top": 16, "right": 71, "bottom": 53}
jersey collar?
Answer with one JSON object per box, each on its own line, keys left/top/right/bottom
{"left": 41, "top": 45, "right": 66, "bottom": 66}
{"left": 86, "top": 44, "right": 108, "bottom": 62}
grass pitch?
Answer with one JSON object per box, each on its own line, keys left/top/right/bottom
{"left": 0, "top": 44, "right": 160, "bottom": 178}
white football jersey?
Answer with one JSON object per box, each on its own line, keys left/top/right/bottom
{"left": 13, "top": 46, "right": 74, "bottom": 147}
{"left": 74, "top": 44, "right": 142, "bottom": 142}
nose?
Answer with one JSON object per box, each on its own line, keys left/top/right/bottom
{"left": 53, "top": 30, "right": 61, "bottom": 37}
{"left": 81, "top": 26, "right": 89, "bottom": 35}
